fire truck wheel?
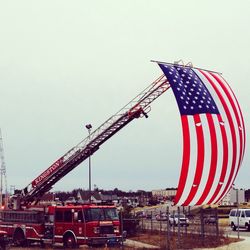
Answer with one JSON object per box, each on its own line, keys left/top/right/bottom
{"left": 63, "top": 234, "right": 77, "bottom": 249}
{"left": 13, "top": 229, "right": 27, "bottom": 247}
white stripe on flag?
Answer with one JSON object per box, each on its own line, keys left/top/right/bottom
{"left": 176, "top": 115, "right": 197, "bottom": 205}
{"left": 209, "top": 73, "right": 242, "bottom": 202}
{"left": 190, "top": 114, "right": 211, "bottom": 205}
{"left": 203, "top": 114, "right": 223, "bottom": 204}
{"left": 196, "top": 70, "right": 238, "bottom": 204}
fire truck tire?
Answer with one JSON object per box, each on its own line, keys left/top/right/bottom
{"left": 13, "top": 228, "right": 27, "bottom": 247}
{"left": 63, "top": 233, "right": 77, "bottom": 249}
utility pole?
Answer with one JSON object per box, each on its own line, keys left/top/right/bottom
{"left": 0, "top": 129, "right": 8, "bottom": 208}
{"left": 85, "top": 124, "right": 92, "bottom": 203}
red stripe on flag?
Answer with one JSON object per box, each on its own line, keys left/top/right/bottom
{"left": 182, "top": 114, "right": 204, "bottom": 206}
{"left": 207, "top": 114, "right": 228, "bottom": 204}
{"left": 225, "top": 85, "right": 246, "bottom": 160}
{"left": 196, "top": 113, "right": 217, "bottom": 205}
{"left": 174, "top": 115, "right": 190, "bottom": 205}
{"left": 212, "top": 73, "right": 245, "bottom": 160}
{"left": 200, "top": 70, "right": 237, "bottom": 204}
{"left": 211, "top": 73, "right": 244, "bottom": 176}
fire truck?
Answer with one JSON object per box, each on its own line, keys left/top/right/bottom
{"left": 0, "top": 204, "right": 121, "bottom": 247}
{"left": 0, "top": 74, "right": 170, "bottom": 247}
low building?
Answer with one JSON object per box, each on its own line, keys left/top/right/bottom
{"left": 219, "top": 188, "right": 245, "bottom": 205}
{"left": 152, "top": 188, "right": 177, "bottom": 201}
{"left": 76, "top": 190, "right": 118, "bottom": 204}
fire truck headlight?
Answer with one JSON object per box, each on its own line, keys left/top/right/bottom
{"left": 93, "top": 227, "right": 100, "bottom": 234}
{"left": 114, "top": 226, "right": 120, "bottom": 233}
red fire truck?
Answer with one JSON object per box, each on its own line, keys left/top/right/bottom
{"left": 0, "top": 204, "right": 121, "bottom": 247}
{"left": 0, "top": 74, "right": 170, "bottom": 247}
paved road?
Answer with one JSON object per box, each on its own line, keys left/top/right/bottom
{"left": 226, "top": 227, "right": 250, "bottom": 238}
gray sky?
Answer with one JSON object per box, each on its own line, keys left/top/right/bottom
{"left": 0, "top": 1, "right": 249, "bottom": 193}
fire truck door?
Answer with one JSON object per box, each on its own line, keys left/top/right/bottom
{"left": 75, "top": 210, "right": 85, "bottom": 239}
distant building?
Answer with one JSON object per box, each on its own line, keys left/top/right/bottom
{"left": 219, "top": 188, "right": 245, "bottom": 205}
{"left": 245, "top": 189, "right": 250, "bottom": 202}
{"left": 152, "top": 188, "right": 177, "bottom": 200}
{"left": 76, "top": 190, "right": 118, "bottom": 204}
{"left": 76, "top": 190, "right": 102, "bottom": 203}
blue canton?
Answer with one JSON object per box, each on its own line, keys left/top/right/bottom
{"left": 159, "top": 64, "right": 219, "bottom": 115}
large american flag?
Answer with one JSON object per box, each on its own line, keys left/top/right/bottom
{"left": 158, "top": 63, "right": 245, "bottom": 206}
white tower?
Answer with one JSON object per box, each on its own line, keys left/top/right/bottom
{"left": 0, "top": 129, "right": 8, "bottom": 208}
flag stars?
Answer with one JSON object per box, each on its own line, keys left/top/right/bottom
{"left": 161, "top": 65, "right": 219, "bottom": 115}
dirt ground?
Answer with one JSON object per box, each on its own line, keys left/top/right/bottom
{"left": 129, "top": 232, "right": 241, "bottom": 249}
{"left": 7, "top": 233, "right": 241, "bottom": 250}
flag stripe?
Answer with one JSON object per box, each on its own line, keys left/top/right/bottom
{"left": 176, "top": 116, "right": 198, "bottom": 205}
{"left": 210, "top": 73, "right": 243, "bottom": 203}
{"left": 182, "top": 114, "right": 205, "bottom": 206}
{"left": 200, "top": 70, "right": 237, "bottom": 204}
{"left": 207, "top": 114, "right": 229, "bottom": 204}
{"left": 196, "top": 113, "right": 217, "bottom": 205}
{"left": 211, "top": 73, "right": 244, "bottom": 170}
{"left": 173, "top": 116, "right": 190, "bottom": 204}
{"left": 220, "top": 75, "right": 246, "bottom": 160}
{"left": 194, "top": 70, "right": 233, "bottom": 204}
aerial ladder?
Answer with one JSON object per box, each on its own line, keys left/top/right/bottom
{"left": 12, "top": 74, "right": 170, "bottom": 208}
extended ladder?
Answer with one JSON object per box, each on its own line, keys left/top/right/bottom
{"left": 20, "top": 75, "right": 170, "bottom": 204}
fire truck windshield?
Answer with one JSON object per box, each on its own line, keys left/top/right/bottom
{"left": 85, "top": 208, "right": 119, "bottom": 221}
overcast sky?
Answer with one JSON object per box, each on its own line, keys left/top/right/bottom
{"left": 0, "top": 1, "right": 249, "bottom": 193}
